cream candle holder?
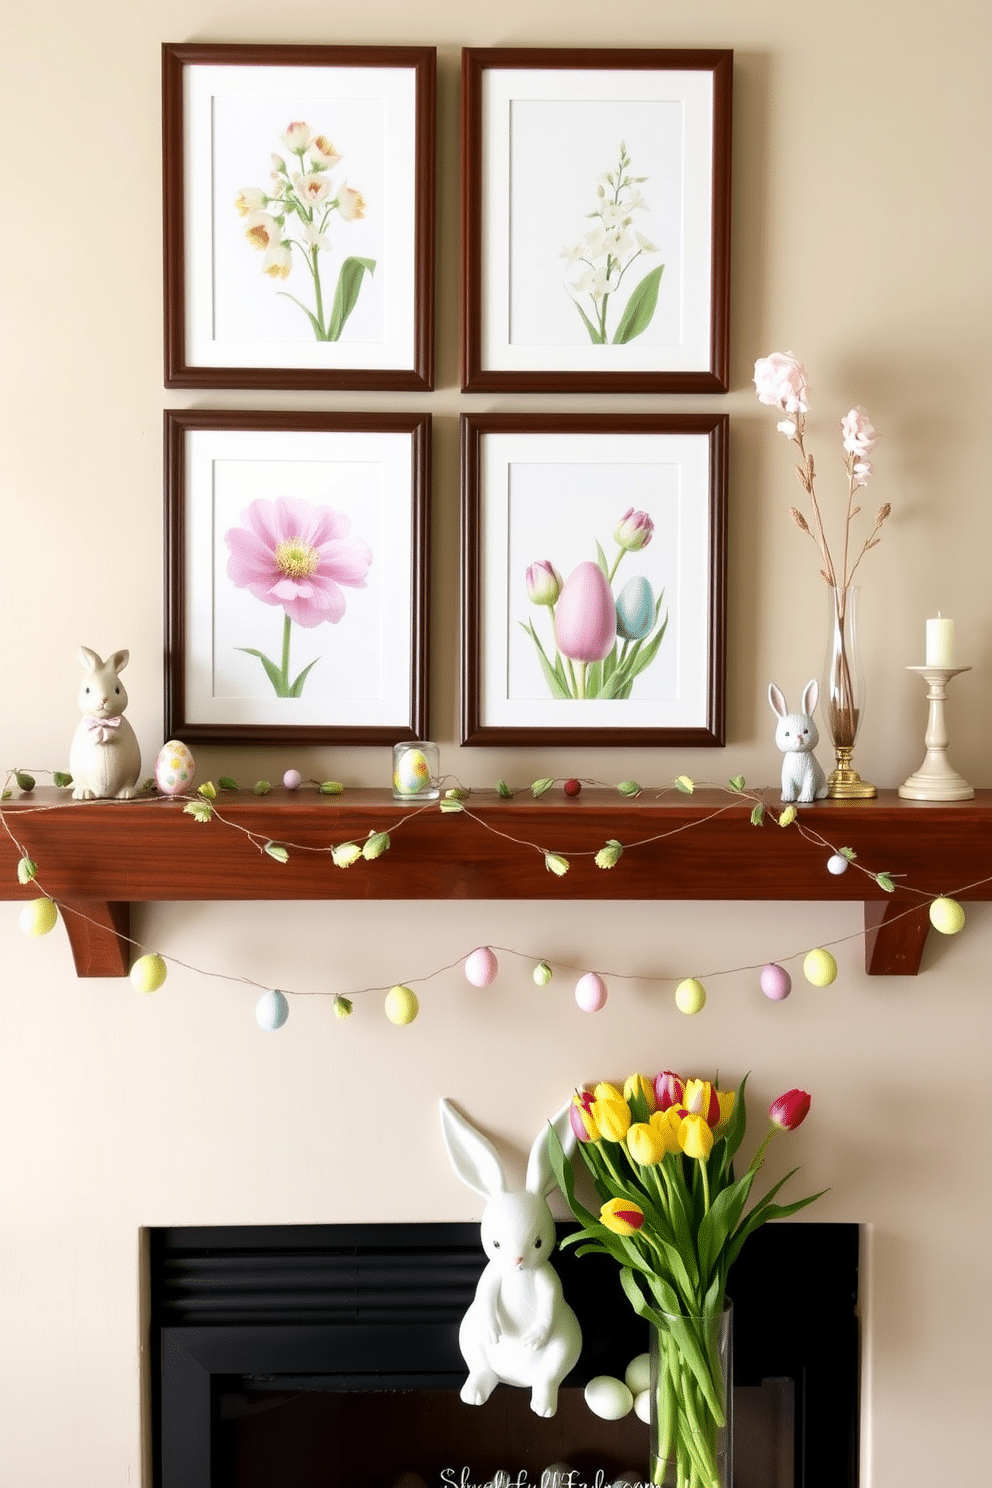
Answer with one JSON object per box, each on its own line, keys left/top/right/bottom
{"left": 898, "top": 665, "right": 974, "bottom": 800}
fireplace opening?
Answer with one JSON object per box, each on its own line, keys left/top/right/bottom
{"left": 150, "top": 1222, "right": 858, "bottom": 1488}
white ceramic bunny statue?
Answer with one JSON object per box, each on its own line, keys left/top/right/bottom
{"left": 769, "top": 679, "right": 829, "bottom": 803}
{"left": 439, "top": 1098, "right": 582, "bottom": 1418}
{"left": 69, "top": 647, "right": 141, "bottom": 800}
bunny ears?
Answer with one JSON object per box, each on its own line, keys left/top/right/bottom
{"left": 439, "top": 1098, "right": 574, "bottom": 1199}
{"left": 769, "top": 678, "right": 819, "bottom": 719}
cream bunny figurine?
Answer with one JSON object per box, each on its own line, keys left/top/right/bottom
{"left": 439, "top": 1098, "right": 582, "bottom": 1418}
{"left": 769, "top": 679, "right": 829, "bottom": 803}
{"left": 69, "top": 647, "right": 141, "bottom": 800}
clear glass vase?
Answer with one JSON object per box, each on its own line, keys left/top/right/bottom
{"left": 649, "top": 1302, "right": 733, "bottom": 1488}
{"left": 823, "top": 585, "right": 876, "bottom": 799}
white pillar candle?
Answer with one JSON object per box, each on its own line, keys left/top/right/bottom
{"left": 926, "top": 614, "right": 955, "bottom": 666}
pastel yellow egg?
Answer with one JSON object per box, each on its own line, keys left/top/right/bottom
{"left": 385, "top": 984, "right": 419, "bottom": 1024}
{"left": 19, "top": 897, "right": 58, "bottom": 937}
{"left": 393, "top": 748, "right": 430, "bottom": 795}
{"left": 929, "top": 897, "right": 965, "bottom": 935}
{"left": 675, "top": 977, "right": 706, "bottom": 1015}
{"left": 803, "top": 948, "right": 837, "bottom": 986}
{"left": 131, "top": 953, "right": 168, "bottom": 993}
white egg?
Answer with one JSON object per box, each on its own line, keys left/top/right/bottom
{"left": 584, "top": 1374, "right": 634, "bottom": 1420}
{"left": 634, "top": 1388, "right": 652, "bottom": 1423}
{"left": 625, "top": 1351, "right": 651, "bottom": 1395}
{"left": 155, "top": 739, "right": 195, "bottom": 795}
{"left": 256, "top": 989, "right": 289, "bottom": 1031}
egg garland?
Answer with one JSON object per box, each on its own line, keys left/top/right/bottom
{"left": 256, "top": 988, "right": 290, "bottom": 1031}
{"left": 759, "top": 962, "right": 792, "bottom": 1001}
{"left": 464, "top": 946, "right": 499, "bottom": 987}
{"left": 803, "top": 947, "right": 838, "bottom": 986}
{"left": 19, "top": 897, "right": 58, "bottom": 936}
{"left": 130, "top": 953, "right": 168, "bottom": 993}
{"left": 675, "top": 977, "right": 706, "bottom": 1015}
{"left": 575, "top": 971, "right": 608, "bottom": 1012}
{"left": 929, "top": 896, "right": 965, "bottom": 934}
{"left": 384, "top": 984, "right": 419, "bottom": 1024}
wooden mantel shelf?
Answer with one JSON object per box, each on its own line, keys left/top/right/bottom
{"left": 1, "top": 787, "right": 990, "bottom": 978}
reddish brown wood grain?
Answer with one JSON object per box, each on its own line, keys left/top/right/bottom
{"left": 2, "top": 788, "right": 988, "bottom": 976}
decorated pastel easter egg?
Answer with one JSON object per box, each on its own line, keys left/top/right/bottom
{"left": 131, "top": 953, "right": 167, "bottom": 993}
{"left": 256, "top": 989, "right": 289, "bottom": 1030}
{"left": 465, "top": 946, "right": 499, "bottom": 987}
{"left": 675, "top": 977, "right": 706, "bottom": 1015}
{"left": 393, "top": 747, "right": 431, "bottom": 795}
{"left": 625, "top": 1352, "right": 651, "bottom": 1395}
{"left": 385, "top": 985, "right": 419, "bottom": 1024}
{"left": 803, "top": 947, "right": 837, "bottom": 986}
{"left": 929, "top": 896, "right": 965, "bottom": 935}
{"left": 19, "top": 897, "right": 58, "bottom": 937}
{"left": 155, "top": 739, "right": 195, "bottom": 795}
{"left": 575, "top": 971, "right": 608, "bottom": 1012}
{"left": 584, "top": 1375, "right": 633, "bottom": 1420}
{"left": 759, "top": 963, "right": 792, "bottom": 1001}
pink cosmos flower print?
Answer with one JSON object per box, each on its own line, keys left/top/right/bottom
{"left": 226, "top": 496, "right": 371, "bottom": 627}
{"left": 224, "top": 495, "right": 372, "bottom": 698}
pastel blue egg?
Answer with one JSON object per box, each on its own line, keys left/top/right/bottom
{"left": 615, "top": 575, "right": 655, "bottom": 641}
{"left": 256, "top": 989, "right": 289, "bottom": 1031}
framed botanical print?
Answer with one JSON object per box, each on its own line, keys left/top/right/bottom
{"left": 164, "top": 409, "right": 430, "bottom": 744}
{"left": 461, "top": 48, "right": 732, "bottom": 393}
{"left": 163, "top": 43, "right": 436, "bottom": 390}
{"left": 461, "top": 412, "right": 727, "bottom": 746}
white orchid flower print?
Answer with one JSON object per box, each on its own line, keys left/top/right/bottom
{"left": 236, "top": 122, "right": 375, "bottom": 342}
{"left": 560, "top": 142, "right": 664, "bottom": 345}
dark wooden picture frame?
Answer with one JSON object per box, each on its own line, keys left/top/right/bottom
{"left": 165, "top": 409, "right": 430, "bottom": 745}
{"left": 162, "top": 43, "right": 436, "bottom": 390}
{"left": 461, "top": 412, "right": 727, "bottom": 747}
{"left": 461, "top": 48, "right": 732, "bottom": 394}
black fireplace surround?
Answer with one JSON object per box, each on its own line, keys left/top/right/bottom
{"left": 150, "top": 1221, "right": 859, "bottom": 1488}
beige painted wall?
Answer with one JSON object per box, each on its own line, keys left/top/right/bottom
{"left": 2, "top": 2, "right": 991, "bottom": 1485}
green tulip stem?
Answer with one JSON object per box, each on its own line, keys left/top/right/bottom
{"left": 607, "top": 545, "right": 627, "bottom": 585}
{"left": 576, "top": 661, "right": 588, "bottom": 699}
{"left": 699, "top": 1159, "right": 711, "bottom": 1217}
{"left": 280, "top": 612, "right": 293, "bottom": 690}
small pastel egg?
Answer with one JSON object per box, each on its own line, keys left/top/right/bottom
{"left": 155, "top": 739, "right": 195, "bottom": 795}
{"left": 633, "top": 1389, "right": 651, "bottom": 1424}
{"left": 584, "top": 1374, "right": 633, "bottom": 1420}
{"left": 532, "top": 960, "right": 553, "bottom": 986}
{"left": 256, "top": 989, "right": 289, "bottom": 1030}
{"left": 131, "top": 953, "right": 167, "bottom": 993}
{"left": 929, "top": 896, "right": 965, "bottom": 935}
{"left": 393, "top": 748, "right": 430, "bottom": 795}
{"left": 283, "top": 769, "right": 302, "bottom": 790}
{"left": 759, "top": 963, "right": 792, "bottom": 1001}
{"left": 803, "top": 947, "right": 838, "bottom": 986}
{"left": 19, "top": 897, "right": 58, "bottom": 937}
{"left": 575, "top": 971, "right": 608, "bottom": 1012}
{"left": 827, "top": 853, "right": 849, "bottom": 875}
{"left": 385, "top": 984, "right": 419, "bottom": 1024}
{"left": 625, "top": 1352, "right": 651, "bottom": 1395}
{"left": 465, "top": 946, "right": 499, "bottom": 987}
{"left": 675, "top": 977, "right": 706, "bottom": 1014}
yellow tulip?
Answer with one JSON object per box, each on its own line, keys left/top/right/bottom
{"left": 678, "top": 1112, "right": 714, "bottom": 1161}
{"left": 649, "top": 1107, "right": 683, "bottom": 1155}
{"left": 623, "top": 1072, "right": 657, "bottom": 1115}
{"left": 599, "top": 1196, "right": 645, "bottom": 1236}
{"left": 715, "top": 1088, "right": 736, "bottom": 1130}
{"left": 594, "top": 1081, "right": 625, "bottom": 1104}
{"left": 626, "top": 1121, "right": 668, "bottom": 1166}
{"left": 592, "top": 1094, "right": 632, "bottom": 1143}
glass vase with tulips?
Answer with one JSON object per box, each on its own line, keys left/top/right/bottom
{"left": 548, "top": 1072, "right": 824, "bottom": 1488}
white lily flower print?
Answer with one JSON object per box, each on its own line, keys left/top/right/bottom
{"left": 236, "top": 120, "right": 376, "bottom": 342}
{"left": 560, "top": 142, "right": 664, "bottom": 345}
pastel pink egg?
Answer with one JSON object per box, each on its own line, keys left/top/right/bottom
{"left": 759, "top": 963, "right": 792, "bottom": 1001}
{"left": 465, "top": 947, "right": 499, "bottom": 987}
{"left": 575, "top": 971, "right": 608, "bottom": 1012}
